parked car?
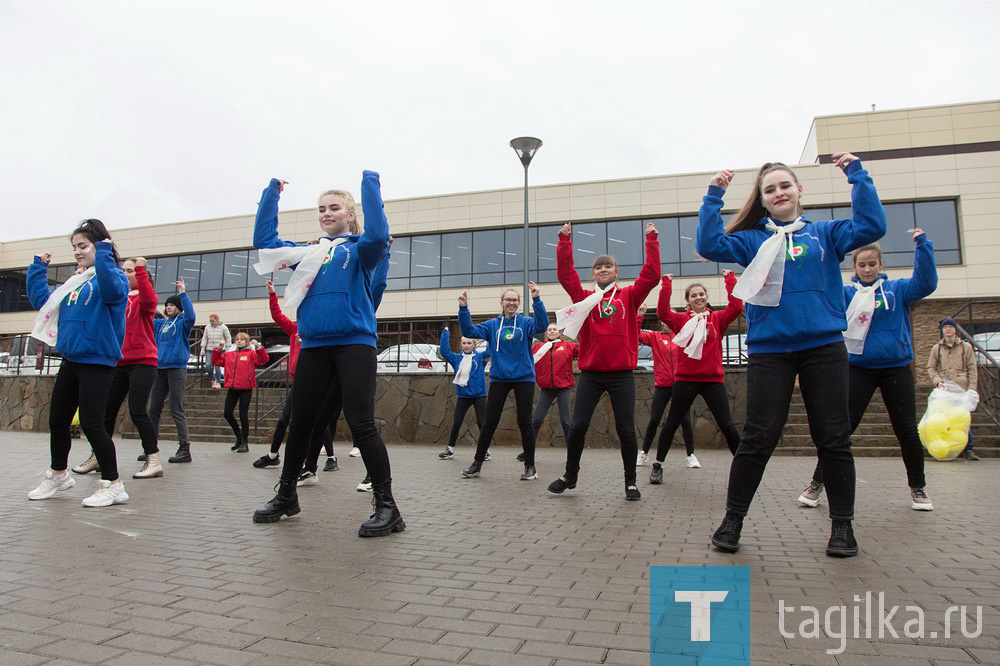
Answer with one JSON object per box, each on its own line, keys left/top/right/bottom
{"left": 377, "top": 344, "right": 447, "bottom": 373}
{"left": 635, "top": 344, "right": 654, "bottom": 373}
{"left": 721, "top": 333, "right": 748, "bottom": 365}
{"left": 256, "top": 344, "right": 291, "bottom": 387}
{"left": 972, "top": 332, "right": 1000, "bottom": 366}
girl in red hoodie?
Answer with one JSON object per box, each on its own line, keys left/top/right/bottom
{"left": 530, "top": 323, "right": 579, "bottom": 450}
{"left": 212, "top": 332, "right": 269, "bottom": 452}
{"left": 72, "top": 256, "right": 159, "bottom": 479}
{"left": 547, "top": 222, "right": 660, "bottom": 501}
{"left": 649, "top": 271, "right": 743, "bottom": 485}
{"left": 636, "top": 304, "right": 695, "bottom": 468}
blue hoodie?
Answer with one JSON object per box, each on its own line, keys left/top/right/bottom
{"left": 253, "top": 171, "right": 389, "bottom": 349}
{"left": 27, "top": 243, "right": 129, "bottom": 367}
{"left": 845, "top": 234, "right": 937, "bottom": 369}
{"left": 696, "top": 160, "right": 887, "bottom": 354}
{"left": 154, "top": 292, "right": 197, "bottom": 369}
{"left": 458, "top": 297, "right": 549, "bottom": 382}
{"left": 440, "top": 328, "right": 490, "bottom": 398}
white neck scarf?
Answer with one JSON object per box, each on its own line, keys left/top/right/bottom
{"left": 844, "top": 278, "right": 885, "bottom": 355}
{"left": 556, "top": 283, "right": 616, "bottom": 339}
{"left": 453, "top": 354, "right": 474, "bottom": 387}
{"left": 254, "top": 238, "right": 348, "bottom": 312}
{"left": 672, "top": 311, "right": 710, "bottom": 360}
{"left": 31, "top": 267, "right": 96, "bottom": 346}
{"left": 733, "top": 217, "right": 807, "bottom": 307}
{"left": 533, "top": 340, "right": 556, "bottom": 364}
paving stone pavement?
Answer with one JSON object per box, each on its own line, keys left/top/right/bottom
{"left": 0, "top": 432, "right": 997, "bottom": 665}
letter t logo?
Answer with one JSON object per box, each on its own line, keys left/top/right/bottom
{"left": 674, "top": 591, "right": 729, "bottom": 641}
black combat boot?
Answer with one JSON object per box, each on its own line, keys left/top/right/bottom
{"left": 168, "top": 444, "right": 192, "bottom": 463}
{"left": 252, "top": 476, "right": 300, "bottom": 523}
{"left": 358, "top": 481, "right": 406, "bottom": 537}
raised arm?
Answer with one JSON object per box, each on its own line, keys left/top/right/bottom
{"left": 211, "top": 347, "right": 225, "bottom": 367}
{"left": 717, "top": 270, "right": 744, "bottom": 332}
{"left": 371, "top": 247, "right": 391, "bottom": 310}
{"left": 556, "top": 225, "right": 588, "bottom": 302}
{"left": 267, "top": 284, "right": 296, "bottom": 337}
{"left": 253, "top": 178, "right": 298, "bottom": 249}
{"left": 696, "top": 171, "right": 758, "bottom": 265}
{"left": 357, "top": 170, "right": 390, "bottom": 269}
{"left": 94, "top": 241, "right": 129, "bottom": 306}
{"left": 439, "top": 327, "right": 459, "bottom": 367}
{"left": 179, "top": 291, "right": 196, "bottom": 330}
{"left": 656, "top": 275, "right": 688, "bottom": 334}
{"left": 26, "top": 255, "right": 53, "bottom": 310}
{"left": 458, "top": 304, "right": 494, "bottom": 341}
{"left": 134, "top": 260, "right": 157, "bottom": 313}
{"left": 253, "top": 344, "right": 270, "bottom": 367}
{"left": 630, "top": 224, "right": 662, "bottom": 303}
{"left": 827, "top": 156, "right": 888, "bottom": 256}
{"left": 900, "top": 230, "right": 938, "bottom": 305}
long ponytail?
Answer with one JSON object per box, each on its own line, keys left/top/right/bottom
{"left": 726, "top": 162, "right": 801, "bottom": 234}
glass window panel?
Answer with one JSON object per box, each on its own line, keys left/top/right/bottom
{"left": 572, "top": 222, "right": 605, "bottom": 268}
{"left": 410, "top": 276, "right": 439, "bottom": 289}
{"left": 247, "top": 285, "right": 268, "bottom": 299}
{"left": 223, "top": 251, "right": 248, "bottom": 290}
{"left": 200, "top": 289, "right": 221, "bottom": 301}
{"left": 472, "top": 272, "right": 504, "bottom": 287}
{"left": 914, "top": 201, "right": 959, "bottom": 250}
{"left": 441, "top": 232, "right": 472, "bottom": 275}
{"left": 662, "top": 263, "right": 681, "bottom": 278}
{"left": 881, "top": 203, "right": 916, "bottom": 252}
{"left": 618, "top": 265, "right": 639, "bottom": 281}
{"left": 805, "top": 207, "right": 832, "bottom": 221}
{"left": 271, "top": 264, "right": 291, "bottom": 287}
{"left": 537, "top": 226, "right": 559, "bottom": 271}
{"left": 247, "top": 256, "right": 268, "bottom": 292}
{"left": 178, "top": 254, "right": 202, "bottom": 293}
{"left": 388, "top": 237, "right": 410, "bottom": 279}
{"left": 933, "top": 249, "right": 961, "bottom": 265}
{"left": 680, "top": 261, "right": 717, "bottom": 277}
{"left": 222, "top": 288, "right": 245, "bottom": 300}
{"left": 832, "top": 206, "right": 852, "bottom": 220}
{"left": 505, "top": 271, "right": 528, "bottom": 286}
{"left": 536, "top": 269, "right": 557, "bottom": 284}
{"left": 528, "top": 226, "right": 539, "bottom": 271}
{"left": 606, "top": 220, "right": 643, "bottom": 267}
{"left": 153, "top": 256, "right": 178, "bottom": 297}
{"left": 386, "top": 278, "right": 408, "bottom": 291}
{"left": 647, "top": 217, "right": 679, "bottom": 265}
{"left": 473, "top": 230, "right": 504, "bottom": 274}
{"left": 678, "top": 216, "right": 702, "bottom": 263}
{"left": 410, "top": 235, "right": 440, "bottom": 277}
{"left": 441, "top": 274, "right": 472, "bottom": 288}
{"left": 504, "top": 228, "right": 524, "bottom": 273}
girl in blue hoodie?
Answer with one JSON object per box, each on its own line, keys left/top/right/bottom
{"left": 438, "top": 327, "right": 491, "bottom": 460}
{"left": 27, "top": 219, "right": 131, "bottom": 508}
{"left": 251, "top": 172, "right": 403, "bottom": 538}
{"left": 696, "top": 153, "right": 886, "bottom": 558}
{"left": 149, "top": 279, "right": 197, "bottom": 465}
{"left": 798, "top": 229, "right": 937, "bottom": 511}
{"left": 458, "top": 284, "right": 549, "bottom": 481}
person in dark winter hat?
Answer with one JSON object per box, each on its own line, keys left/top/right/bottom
{"left": 149, "top": 279, "right": 197, "bottom": 463}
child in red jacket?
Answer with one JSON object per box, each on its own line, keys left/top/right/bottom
{"left": 649, "top": 270, "right": 742, "bottom": 485}
{"left": 529, "top": 323, "right": 579, "bottom": 451}
{"left": 212, "top": 332, "right": 268, "bottom": 452}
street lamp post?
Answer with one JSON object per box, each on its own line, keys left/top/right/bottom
{"left": 509, "top": 137, "right": 543, "bottom": 315}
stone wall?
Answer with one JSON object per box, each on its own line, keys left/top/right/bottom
{"left": 0, "top": 375, "right": 54, "bottom": 432}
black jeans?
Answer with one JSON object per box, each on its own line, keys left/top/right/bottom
{"left": 656, "top": 381, "right": 739, "bottom": 461}
{"left": 474, "top": 381, "right": 535, "bottom": 465}
{"left": 302, "top": 384, "right": 341, "bottom": 473}
{"left": 280, "top": 345, "right": 391, "bottom": 486}
{"left": 812, "top": 364, "right": 925, "bottom": 488}
{"left": 564, "top": 370, "right": 639, "bottom": 484}
{"left": 224, "top": 388, "right": 252, "bottom": 442}
{"left": 727, "top": 342, "right": 854, "bottom": 521}
{"left": 103, "top": 363, "right": 158, "bottom": 455}
{"left": 149, "top": 368, "right": 190, "bottom": 446}
{"left": 642, "top": 385, "right": 693, "bottom": 456}
{"left": 49, "top": 360, "right": 119, "bottom": 481}
{"left": 448, "top": 396, "right": 486, "bottom": 448}
{"left": 532, "top": 387, "right": 572, "bottom": 444}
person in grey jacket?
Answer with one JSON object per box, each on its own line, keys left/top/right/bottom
{"left": 199, "top": 313, "right": 231, "bottom": 388}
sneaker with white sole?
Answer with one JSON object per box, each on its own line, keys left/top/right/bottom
{"left": 28, "top": 470, "right": 76, "bottom": 500}
{"left": 297, "top": 471, "right": 318, "bottom": 487}
{"left": 636, "top": 451, "right": 649, "bottom": 466}
{"left": 72, "top": 453, "right": 100, "bottom": 474}
{"left": 357, "top": 474, "right": 372, "bottom": 492}
{"left": 349, "top": 447, "right": 361, "bottom": 457}
{"left": 797, "top": 480, "right": 824, "bottom": 507}
{"left": 910, "top": 487, "right": 933, "bottom": 511}
{"left": 81, "top": 479, "right": 129, "bottom": 507}
{"left": 686, "top": 454, "right": 701, "bottom": 469}
{"left": 438, "top": 448, "right": 454, "bottom": 459}
{"left": 484, "top": 451, "right": 492, "bottom": 462}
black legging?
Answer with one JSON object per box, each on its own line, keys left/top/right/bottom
{"left": 812, "top": 364, "right": 925, "bottom": 488}
{"left": 641, "top": 385, "right": 693, "bottom": 456}
{"left": 103, "top": 364, "right": 158, "bottom": 455}
{"left": 563, "top": 370, "right": 638, "bottom": 484}
{"left": 302, "top": 383, "right": 342, "bottom": 474}
{"left": 655, "top": 381, "right": 739, "bottom": 462}
{"left": 448, "top": 396, "right": 486, "bottom": 448}
{"left": 224, "top": 388, "right": 253, "bottom": 442}
{"left": 49, "top": 360, "right": 119, "bottom": 481}
{"left": 474, "top": 381, "right": 535, "bottom": 465}
{"left": 279, "top": 345, "right": 391, "bottom": 486}
{"left": 271, "top": 390, "right": 336, "bottom": 460}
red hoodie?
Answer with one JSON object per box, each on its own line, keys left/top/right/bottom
{"left": 212, "top": 345, "right": 269, "bottom": 389}
{"left": 119, "top": 265, "right": 158, "bottom": 366}
{"left": 532, "top": 339, "right": 579, "bottom": 389}
{"left": 638, "top": 325, "right": 682, "bottom": 388}
{"left": 657, "top": 272, "right": 742, "bottom": 383}
{"left": 556, "top": 230, "right": 660, "bottom": 372}
{"left": 268, "top": 292, "right": 301, "bottom": 378}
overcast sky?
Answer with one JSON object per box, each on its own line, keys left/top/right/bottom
{"left": 2, "top": 0, "right": 998, "bottom": 242}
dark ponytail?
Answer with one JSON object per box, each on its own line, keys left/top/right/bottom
{"left": 726, "top": 162, "right": 801, "bottom": 234}
{"left": 70, "top": 218, "right": 121, "bottom": 263}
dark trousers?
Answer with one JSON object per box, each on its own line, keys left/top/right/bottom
{"left": 726, "top": 342, "right": 855, "bottom": 521}
{"left": 812, "top": 364, "right": 925, "bottom": 488}
{"left": 448, "top": 396, "right": 486, "bottom": 448}
{"left": 49, "top": 360, "right": 119, "bottom": 481}
{"left": 474, "top": 381, "right": 535, "bottom": 465}
{"left": 103, "top": 363, "right": 158, "bottom": 455}
{"left": 149, "top": 367, "right": 190, "bottom": 446}
{"left": 531, "top": 387, "right": 572, "bottom": 444}
{"left": 224, "top": 388, "right": 252, "bottom": 442}
{"left": 564, "top": 370, "right": 639, "bottom": 484}
{"left": 302, "top": 385, "right": 341, "bottom": 473}
{"left": 279, "top": 345, "right": 391, "bottom": 486}
{"left": 642, "top": 385, "right": 693, "bottom": 456}
{"left": 656, "top": 381, "right": 739, "bottom": 461}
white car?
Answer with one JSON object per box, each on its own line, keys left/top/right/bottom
{"left": 377, "top": 344, "right": 448, "bottom": 373}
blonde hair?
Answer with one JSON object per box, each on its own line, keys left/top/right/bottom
{"left": 234, "top": 332, "right": 250, "bottom": 344}
{"left": 852, "top": 243, "right": 883, "bottom": 266}
{"left": 318, "top": 190, "right": 361, "bottom": 235}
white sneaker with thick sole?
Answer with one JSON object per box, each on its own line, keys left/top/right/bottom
{"left": 349, "top": 447, "right": 361, "bottom": 457}
{"left": 82, "top": 479, "right": 129, "bottom": 507}
{"left": 797, "top": 480, "right": 824, "bottom": 508}
{"left": 686, "top": 454, "right": 701, "bottom": 469}
{"left": 28, "top": 470, "right": 76, "bottom": 500}
{"left": 297, "top": 471, "right": 318, "bottom": 487}
{"left": 910, "top": 487, "right": 933, "bottom": 511}
{"left": 637, "top": 451, "right": 649, "bottom": 466}
{"left": 356, "top": 475, "right": 372, "bottom": 492}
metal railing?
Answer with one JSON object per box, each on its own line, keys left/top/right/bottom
{"left": 253, "top": 351, "right": 291, "bottom": 436}
{"left": 0, "top": 334, "right": 61, "bottom": 376}
{"left": 950, "top": 300, "right": 1000, "bottom": 428}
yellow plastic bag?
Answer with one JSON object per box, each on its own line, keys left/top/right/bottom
{"left": 71, "top": 409, "right": 80, "bottom": 427}
{"left": 918, "top": 381, "right": 977, "bottom": 461}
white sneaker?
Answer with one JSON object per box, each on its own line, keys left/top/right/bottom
{"left": 484, "top": 451, "right": 492, "bottom": 462}
{"left": 686, "top": 454, "right": 701, "bottom": 469}
{"left": 637, "top": 451, "right": 649, "bottom": 466}
{"left": 356, "top": 474, "right": 372, "bottom": 492}
{"left": 349, "top": 447, "right": 361, "bottom": 457}
{"left": 28, "top": 470, "right": 76, "bottom": 500}
{"left": 297, "top": 471, "right": 318, "bottom": 487}
{"left": 82, "top": 479, "right": 129, "bottom": 507}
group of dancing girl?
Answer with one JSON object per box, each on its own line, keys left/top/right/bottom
{"left": 24, "top": 150, "right": 946, "bottom": 554}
